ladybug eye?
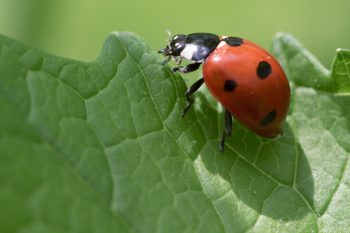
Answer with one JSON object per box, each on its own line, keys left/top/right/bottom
{"left": 175, "top": 42, "right": 180, "bottom": 48}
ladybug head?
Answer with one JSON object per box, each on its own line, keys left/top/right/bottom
{"left": 158, "top": 34, "right": 186, "bottom": 58}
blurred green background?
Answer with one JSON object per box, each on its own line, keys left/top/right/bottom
{"left": 0, "top": 0, "right": 348, "bottom": 68}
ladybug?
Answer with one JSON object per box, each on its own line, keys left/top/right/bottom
{"left": 158, "top": 33, "right": 290, "bottom": 151}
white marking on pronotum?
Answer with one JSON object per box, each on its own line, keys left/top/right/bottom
{"left": 217, "top": 36, "right": 228, "bottom": 48}
{"left": 173, "top": 35, "right": 179, "bottom": 40}
{"left": 217, "top": 41, "right": 226, "bottom": 48}
{"left": 180, "top": 44, "right": 198, "bottom": 60}
{"left": 175, "top": 42, "right": 180, "bottom": 47}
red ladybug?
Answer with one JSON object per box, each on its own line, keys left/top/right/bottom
{"left": 159, "top": 33, "right": 290, "bottom": 151}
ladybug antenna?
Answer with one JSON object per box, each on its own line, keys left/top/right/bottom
{"left": 166, "top": 29, "right": 173, "bottom": 43}
{"left": 159, "top": 29, "right": 174, "bottom": 65}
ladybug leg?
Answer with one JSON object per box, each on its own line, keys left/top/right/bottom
{"left": 174, "top": 56, "right": 182, "bottom": 65}
{"left": 161, "top": 56, "right": 171, "bottom": 65}
{"left": 181, "top": 77, "right": 204, "bottom": 117}
{"left": 219, "top": 109, "right": 232, "bottom": 152}
{"left": 172, "top": 62, "right": 201, "bottom": 73}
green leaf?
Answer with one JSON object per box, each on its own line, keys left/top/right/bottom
{"left": 1, "top": 31, "right": 350, "bottom": 233}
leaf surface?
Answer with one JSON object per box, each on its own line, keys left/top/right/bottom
{"left": 0, "top": 32, "right": 349, "bottom": 233}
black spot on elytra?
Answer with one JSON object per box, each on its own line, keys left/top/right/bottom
{"left": 257, "top": 61, "right": 272, "bottom": 79}
{"left": 224, "top": 80, "right": 237, "bottom": 92}
{"left": 260, "top": 110, "right": 277, "bottom": 127}
{"left": 223, "top": 37, "right": 243, "bottom": 46}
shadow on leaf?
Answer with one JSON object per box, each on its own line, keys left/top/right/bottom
{"left": 193, "top": 92, "right": 315, "bottom": 227}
